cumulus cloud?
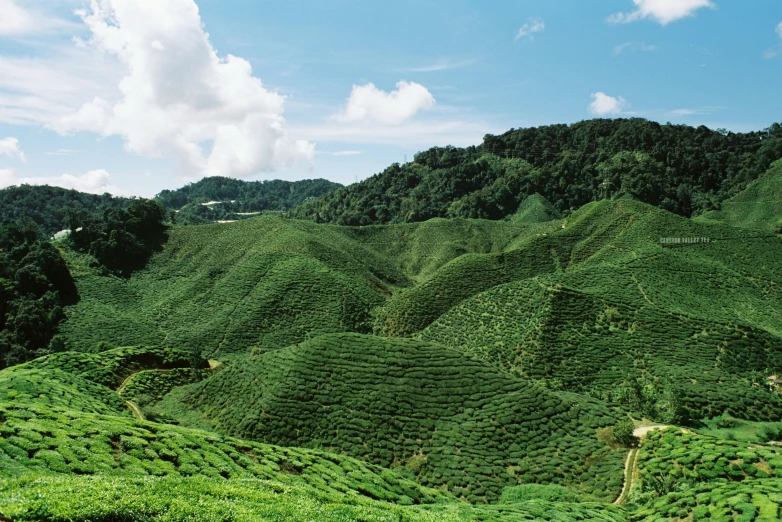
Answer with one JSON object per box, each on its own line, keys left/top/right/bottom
{"left": 52, "top": 0, "right": 313, "bottom": 179}
{"left": 0, "top": 137, "right": 25, "bottom": 162}
{"left": 608, "top": 0, "right": 714, "bottom": 25}
{"left": 777, "top": 21, "right": 782, "bottom": 39}
{"left": 515, "top": 18, "right": 545, "bottom": 41}
{"left": 334, "top": 81, "right": 435, "bottom": 125}
{"left": 589, "top": 92, "right": 629, "bottom": 116}
{"left": 0, "top": 168, "right": 127, "bottom": 195}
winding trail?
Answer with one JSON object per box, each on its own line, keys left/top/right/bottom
{"left": 614, "top": 425, "right": 670, "bottom": 505}
{"left": 124, "top": 400, "right": 145, "bottom": 421}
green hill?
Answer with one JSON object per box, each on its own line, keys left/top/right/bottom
{"left": 0, "top": 185, "right": 130, "bottom": 236}
{"left": 290, "top": 119, "right": 782, "bottom": 225}
{"left": 159, "top": 176, "right": 342, "bottom": 225}
{"left": 57, "top": 199, "right": 782, "bottom": 427}
{"left": 696, "top": 159, "right": 782, "bottom": 233}
{"left": 2, "top": 150, "right": 782, "bottom": 520}
{"left": 168, "top": 333, "right": 626, "bottom": 503}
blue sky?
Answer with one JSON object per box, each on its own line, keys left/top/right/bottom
{"left": 0, "top": 0, "right": 780, "bottom": 197}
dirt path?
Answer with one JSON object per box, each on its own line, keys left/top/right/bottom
{"left": 125, "top": 400, "right": 145, "bottom": 421}
{"left": 614, "top": 425, "right": 670, "bottom": 505}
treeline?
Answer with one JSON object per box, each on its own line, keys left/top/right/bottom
{"left": 290, "top": 118, "right": 782, "bottom": 225}
{"left": 0, "top": 178, "right": 343, "bottom": 233}
{"left": 68, "top": 199, "right": 169, "bottom": 277}
{"left": 0, "top": 185, "right": 131, "bottom": 236}
{"left": 0, "top": 222, "right": 76, "bottom": 368}
{"left": 157, "top": 177, "right": 342, "bottom": 225}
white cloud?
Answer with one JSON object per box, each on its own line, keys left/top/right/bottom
{"left": 589, "top": 92, "right": 629, "bottom": 116}
{"left": 332, "top": 150, "right": 362, "bottom": 156}
{"left": 334, "top": 81, "right": 435, "bottom": 125}
{"left": 614, "top": 42, "right": 659, "bottom": 55}
{"left": 51, "top": 0, "right": 313, "bottom": 179}
{"left": 0, "top": 0, "right": 76, "bottom": 36}
{"left": 777, "top": 21, "right": 782, "bottom": 40}
{"left": 515, "top": 18, "right": 545, "bottom": 41}
{"left": 0, "top": 137, "right": 25, "bottom": 162}
{"left": 0, "top": 50, "right": 124, "bottom": 126}
{"left": 0, "top": 168, "right": 128, "bottom": 195}
{"left": 608, "top": 0, "right": 714, "bottom": 25}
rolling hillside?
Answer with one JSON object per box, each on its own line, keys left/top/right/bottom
{"left": 2, "top": 152, "right": 782, "bottom": 520}
{"left": 696, "top": 158, "right": 782, "bottom": 233}
{"left": 171, "top": 333, "right": 626, "bottom": 503}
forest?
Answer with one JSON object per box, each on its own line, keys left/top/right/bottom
{"left": 291, "top": 119, "right": 782, "bottom": 225}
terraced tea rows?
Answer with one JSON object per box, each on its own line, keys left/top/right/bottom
{"left": 696, "top": 159, "right": 782, "bottom": 233}
{"left": 175, "top": 333, "right": 626, "bottom": 503}
{"left": 0, "top": 400, "right": 446, "bottom": 505}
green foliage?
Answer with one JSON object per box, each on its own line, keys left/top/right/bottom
{"left": 22, "top": 345, "right": 196, "bottom": 389}
{"left": 69, "top": 199, "right": 168, "bottom": 277}
{"left": 630, "top": 479, "right": 782, "bottom": 521}
{"left": 612, "top": 419, "right": 639, "bottom": 448}
{"left": 697, "top": 159, "right": 782, "bottom": 233}
{"left": 0, "top": 474, "right": 632, "bottom": 522}
{"left": 291, "top": 119, "right": 782, "bottom": 225}
{"left": 0, "top": 400, "right": 447, "bottom": 505}
{"left": 174, "top": 333, "right": 625, "bottom": 503}
{"left": 157, "top": 176, "right": 342, "bottom": 225}
{"left": 635, "top": 429, "right": 782, "bottom": 492}
{"left": 626, "top": 430, "right": 782, "bottom": 520}
{"left": 0, "top": 221, "right": 76, "bottom": 369}
{"left": 58, "top": 215, "right": 409, "bottom": 357}
{"left": 0, "top": 184, "right": 130, "bottom": 236}
{"left": 500, "top": 484, "right": 588, "bottom": 503}
{"left": 419, "top": 200, "right": 782, "bottom": 422}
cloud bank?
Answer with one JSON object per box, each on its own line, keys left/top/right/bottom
{"left": 52, "top": 0, "right": 313, "bottom": 179}
{"left": 608, "top": 0, "right": 714, "bottom": 25}
{"left": 335, "top": 81, "right": 435, "bottom": 125}
{"left": 0, "top": 168, "right": 126, "bottom": 195}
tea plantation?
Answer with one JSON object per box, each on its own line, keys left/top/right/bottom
{"left": 1, "top": 157, "right": 781, "bottom": 520}
{"left": 169, "top": 333, "right": 626, "bottom": 502}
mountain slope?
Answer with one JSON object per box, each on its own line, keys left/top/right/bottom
{"left": 172, "top": 333, "right": 626, "bottom": 503}
{"left": 696, "top": 158, "right": 782, "bottom": 233}
{"left": 290, "top": 119, "right": 782, "bottom": 225}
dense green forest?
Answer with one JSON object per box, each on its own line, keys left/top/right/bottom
{"left": 0, "top": 222, "right": 76, "bottom": 369}
{"left": 291, "top": 118, "right": 782, "bottom": 225}
{"left": 157, "top": 177, "right": 342, "bottom": 225}
{"left": 68, "top": 199, "right": 169, "bottom": 277}
{"left": 0, "top": 178, "right": 342, "bottom": 234}
{"left": 0, "top": 185, "right": 131, "bottom": 236}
